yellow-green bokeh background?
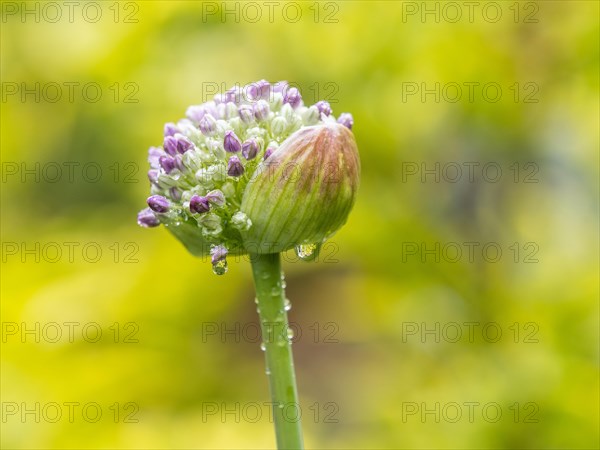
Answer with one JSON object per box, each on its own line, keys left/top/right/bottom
{"left": 1, "top": 1, "right": 598, "bottom": 448}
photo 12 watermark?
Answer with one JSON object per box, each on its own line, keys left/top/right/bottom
{"left": 399, "top": 82, "right": 539, "bottom": 104}
{"left": 400, "top": 241, "right": 540, "bottom": 264}
{"left": 1, "top": 82, "right": 139, "bottom": 103}
{"left": 400, "top": 162, "right": 539, "bottom": 184}
{"left": 200, "top": 2, "right": 340, "bottom": 24}
{"left": 1, "top": 2, "right": 139, "bottom": 24}
{"left": 401, "top": 1, "right": 539, "bottom": 24}
{"left": 201, "top": 401, "right": 338, "bottom": 424}
{"left": 1, "top": 402, "right": 139, "bottom": 423}
{"left": 1, "top": 241, "right": 140, "bottom": 264}
{"left": 1, "top": 321, "right": 140, "bottom": 344}
{"left": 1, "top": 161, "right": 139, "bottom": 184}
{"left": 401, "top": 401, "right": 539, "bottom": 423}
{"left": 201, "top": 321, "right": 340, "bottom": 344}
{"left": 400, "top": 321, "right": 539, "bottom": 344}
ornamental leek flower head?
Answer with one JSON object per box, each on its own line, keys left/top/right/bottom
{"left": 137, "top": 80, "right": 360, "bottom": 274}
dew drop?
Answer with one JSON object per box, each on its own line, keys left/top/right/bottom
{"left": 284, "top": 298, "right": 292, "bottom": 311}
{"left": 260, "top": 342, "right": 266, "bottom": 351}
{"left": 212, "top": 259, "right": 228, "bottom": 275}
{"left": 286, "top": 328, "right": 294, "bottom": 340}
{"left": 295, "top": 242, "right": 322, "bottom": 261}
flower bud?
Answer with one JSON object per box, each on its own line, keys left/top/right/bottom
{"left": 148, "top": 147, "right": 164, "bottom": 169}
{"left": 337, "top": 112, "right": 354, "bottom": 130}
{"left": 138, "top": 80, "right": 360, "bottom": 274}
{"left": 315, "top": 100, "right": 332, "bottom": 116}
{"left": 284, "top": 87, "right": 302, "bottom": 108}
{"left": 147, "top": 195, "right": 170, "bottom": 213}
{"left": 175, "top": 134, "right": 193, "bottom": 153}
{"left": 227, "top": 155, "right": 245, "bottom": 177}
{"left": 271, "top": 116, "right": 287, "bottom": 136}
{"left": 206, "top": 189, "right": 225, "bottom": 207}
{"left": 137, "top": 208, "right": 160, "bottom": 228}
{"left": 302, "top": 106, "right": 320, "bottom": 125}
{"left": 159, "top": 155, "right": 176, "bottom": 174}
{"left": 164, "top": 122, "right": 179, "bottom": 136}
{"left": 190, "top": 195, "right": 210, "bottom": 214}
{"left": 163, "top": 136, "right": 178, "bottom": 156}
{"left": 247, "top": 79, "right": 270, "bottom": 100}
{"left": 148, "top": 169, "right": 159, "bottom": 184}
{"left": 242, "top": 139, "right": 259, "bottom": 160}
{"left": 240, "top": 123, "right": 360, "bottom": 253}
{"left": 199, "top": 114, "right": 217, "bottom": 136}
{"left": 238, "top": 105, "right": 254, "bottom": 123}
{"left": 224, "top": 130, "right": 242, "bottom": 153}
{"left": 254, "top": 100, "right": 270, "bottom": 121}
{"left": 224, "top": 102, "right": 238, "bottom": 119}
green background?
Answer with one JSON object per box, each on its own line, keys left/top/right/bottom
{"left": 1, "top": 1, "right": 598, "bottom": 448}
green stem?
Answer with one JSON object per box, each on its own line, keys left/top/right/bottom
{"left": 250, "top": 253, "right": 304, "bottom": 450}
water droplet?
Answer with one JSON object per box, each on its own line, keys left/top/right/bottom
{"left": 254, "top": 297, "right": 259, "bottom": 304}
{"left": 265, "top": 369, "right": 271, "bottom": 375}
{"left": 284, "top": 298, "right": 292, "bottom": 311}
{"left": 212, "top": 259, "right": 228, "bottom": 275}
{"left": 260, "top": 342, "right": 266, "bottom": 351}
{"left": 295, "top": 242, "right": 322, "bottom": 261}
{"left": 270, "top": 287, "right": 280, "bottom": 296}
{"left": 287, "top": 328, "right": 294, "bottom": 340}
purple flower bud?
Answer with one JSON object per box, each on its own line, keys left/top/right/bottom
{"left": 199, "top": 114, "right": 217, "bottom": 136}
{"left": 223, "top": 130, "right": 242, "bottom": 153}
{"left": 210, "top": 245, "right": 228, "bottom": 265}
{"left": 225, "top": 87, "right": 242, "bottom": 104}
{"left": 272, "top": 81, "right": 288, "bottom": 95}
{"left": 337, "top": 112, "right": 354, "bottom": 130}
{"left": 159, "top": 155, "right": 176, "bottom": 174}
{"left": 147, "top": 195, "right": 170, "bottom": 213}
{"left": 148, "top": 146, "right": 164, "bottom": 169}
{"left": 213, "top": 93, "right": 226, "bottom": 105}
{"left": 186, "top": 105, "right": 206, "bottom": 123}
{"left": 242, "top": 139, "right": 259, "bottom": 160}
{"left": 264, "top": 146, "right": 275, "bottom": 160}
{"left": 175, "top": 135, "right": 193, "bottom": 153}
{"left": 238, "top": 104, "right": 254, "bottom": 123}
{"left": 164, "top": 122, "right": 179, "bottom": 136}
{"left": 190, "top": 195, "right": 210, "bottom": 214}
{"left": 253, "top": 100, "right": 270, "bottom": 121}
{"left": 148, "top": 169, "right": 159, "bottom": 184}
{"left": 169, "top": 187, "right": 182, "bottom": 202}
{"left": 163, "top": 136, "right": 178, "bottom": 156}
{"left": 227, "top": 155, "right": 245, "bottom": 177}
{"left": 284, "top": 87, "right": 302, "bottom": 108}
{"left": 137, "top": 208, "right": 160, "bottom": 228}
{"left": 206, "top": 189, "right": 225, "bottom": 207}
{"left": 316, "top": 100, "right": 332, "bottom": 116}
{"left": 247, "top": 79, "right": 270, "bottom": 100}
{"left": 174, "top": 154, "right": 185, "bottom": 172}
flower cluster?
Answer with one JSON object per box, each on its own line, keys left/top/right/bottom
{"left": 137, "top": 80, "right": 357, "bottom": 274}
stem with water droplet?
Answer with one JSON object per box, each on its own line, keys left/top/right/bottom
{"left": 251, "top": 252, "right": 304, "bottom": 450}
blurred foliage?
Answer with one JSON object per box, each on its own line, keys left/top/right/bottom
{"left": 1, "top": 1, "right": 598, "bottom": 448}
